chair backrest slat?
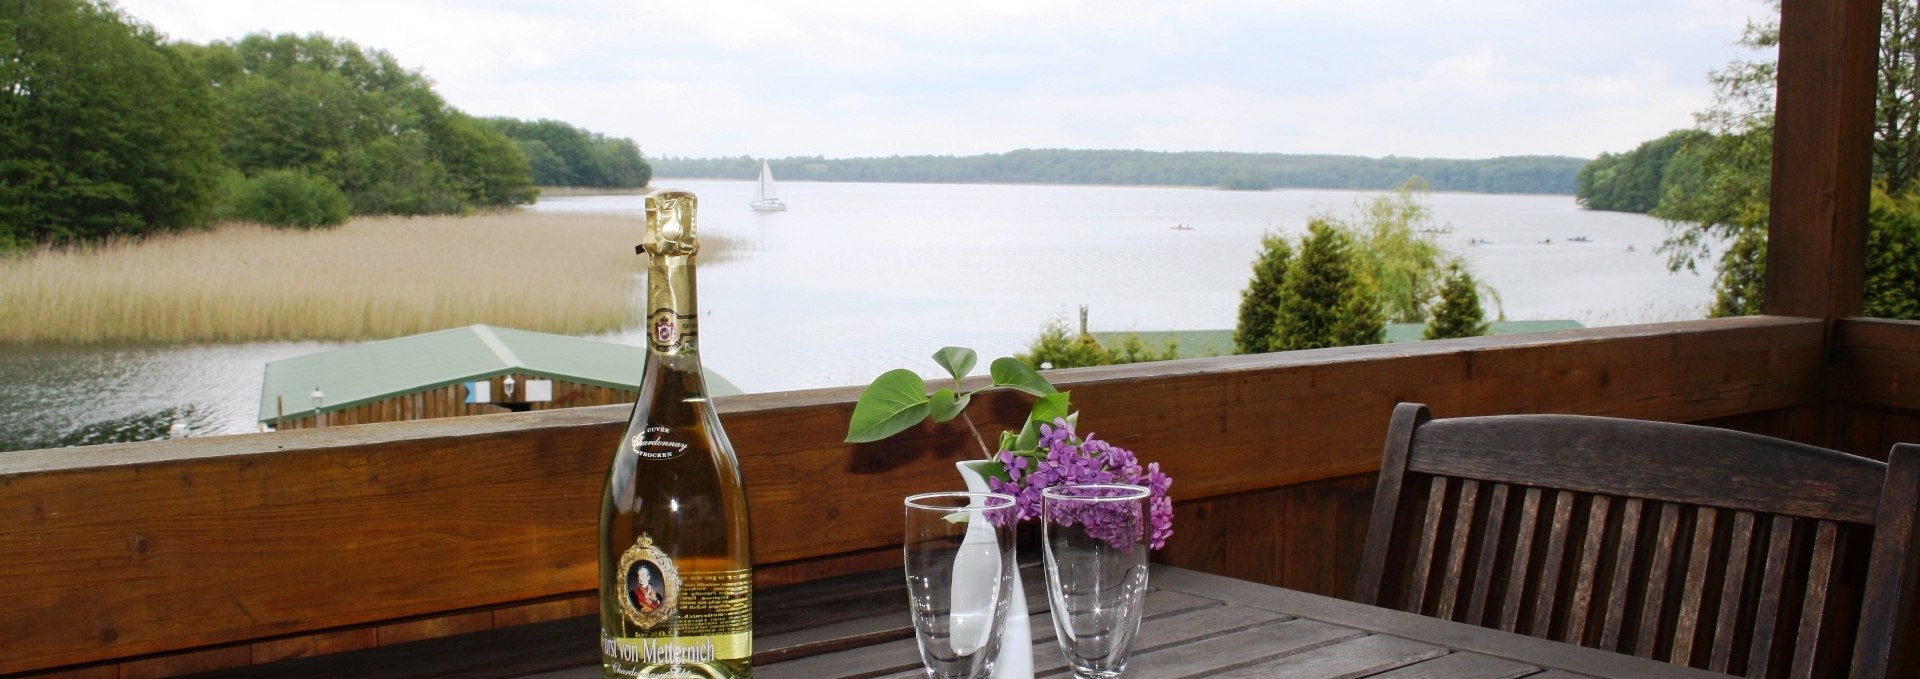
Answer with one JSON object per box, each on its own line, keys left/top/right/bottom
{"left": 1790, "top": 520, "right": 1841, "bottom": 679}
{"left": 1747, "top": 515, "right": 1797, "bottom": 677}
{"left": 1499, "top": 486, "right": 1545, "bottom": 632}
{"left": 1636, "top": 502, "right": 1684, "bottom": 658}
{"left": 1672, "top": 507, "right": 1720, "bottom": 665}
{"left": 1357, "top": 404, "right": 1919, "bottom": 679}
{"left": 1407, "top": 476, "right": 1449, "bottom": 614}
{"left": 1531, "top": 490, "right": 1577, "bottom": 639}
{"left": 1709, "top": 510, "right": 1759, "bottom": 673}
{"left": 1436, "top": 478, "right": 1480, "bottom": 621}
{"left": 1599, "top": 496, "right": 1645, "bottom": 652}
{"left": 1565, "top": 494, "right": 1612, "bottom": 646}
{"left": 1464, "top": 481, "right": 1512, "bottom": 626}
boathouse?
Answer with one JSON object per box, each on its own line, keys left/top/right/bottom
{"left": 258, "top": 324, "right": 741, "bottom": 430}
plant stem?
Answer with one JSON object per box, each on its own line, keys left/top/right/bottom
{"left": 960, "top": 412, "right": 993, "bottom": 458}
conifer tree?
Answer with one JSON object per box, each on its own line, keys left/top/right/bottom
{"left": 1232, "top": 233, "right": 1293, "bottom": 354}
{"left": 1423, "top": 264, "right": 1491, "bottom": 340}
{"left": 1272, "top": 219, "right": 1385, "bottom": 350}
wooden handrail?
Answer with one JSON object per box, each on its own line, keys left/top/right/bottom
{"left": 0, "top": 316, "right": 1826, "bottom": 674}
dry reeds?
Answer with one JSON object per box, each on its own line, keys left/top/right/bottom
{"left": 0, "top": 212, "right": 739, "bottom": 344}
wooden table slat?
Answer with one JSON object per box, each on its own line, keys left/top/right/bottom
{"left": 1367, "top": 651, "right": 1541, "bottom": 679}
{"left": 1211, "top": 634, "right": 1447, "bottom": 678}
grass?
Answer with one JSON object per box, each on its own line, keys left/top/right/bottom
{"left": 0, "top": 212, "right": 746, "bottom": 344}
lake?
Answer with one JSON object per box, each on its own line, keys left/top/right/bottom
{"left": 0, "top": 180, "right": 1716, "bottom": 452}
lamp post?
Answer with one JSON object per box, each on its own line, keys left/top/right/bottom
{"left": 311, "top": 386, "right": 326, "bottom": 428}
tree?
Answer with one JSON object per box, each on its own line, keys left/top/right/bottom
{"left": 1232, "top": 233, "right": 1292, "bottom": 354}
{"left": 1272, "top": 219, "right": 1385, "bottom": 351}
{"left": 1423, "top": 264, "right": 1490, "bottom": 340}
{"left": 1349, "top": 178, "right": 1450, "bottom": 323}
{"left": 178, "top": 32, "right": 535, "bottom": 216}
{"left": 0, "top": 0, "right": 221, "bottom": 249}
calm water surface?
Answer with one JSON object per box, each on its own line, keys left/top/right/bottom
{"left": 0, "top": 180, "right": 1715, "bottom": 452}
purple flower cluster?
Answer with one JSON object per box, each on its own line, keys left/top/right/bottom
{"left": 985, "top": 418, "right": 1174, "bottom": 550}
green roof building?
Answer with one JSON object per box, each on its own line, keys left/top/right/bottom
{"left": 260, "top": 324, "right": 740, "bottom": 430}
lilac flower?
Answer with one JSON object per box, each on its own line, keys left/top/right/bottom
{"left": 992, "top": 418, "right": 1174, "bottom": 550}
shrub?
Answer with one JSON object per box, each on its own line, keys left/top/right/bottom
{"left": 1423, "top": 264, "right": 1490, "bottom": 340}
{"left": 228, "top": 169, "right": 350, "bottom": 229}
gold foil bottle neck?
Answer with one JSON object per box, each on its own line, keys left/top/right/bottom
{"left": 641, "top": 190, "right": 699, "bottom": 257}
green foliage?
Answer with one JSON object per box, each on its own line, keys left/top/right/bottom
{"left": 1866, "top": 191, "right": 1920, "bottom": 320}
{"left": 1349, "top": 179, "right": 1451, "bottom": 323}
{"left": 1233, "top": 233, "right": 1293, "bottom": 354}
{"left": 1018, "top": 317, "right": 1111, "bottom": 369}
{"left": 1106, "top": 332, "right": 1179, "bottom": 365}
{"left": 1708, "top": 227, "right": 1767, "bottom": 317}
{"left": 1017, "top": 319, "right": 1182, "bottom": 368}
{"left": 177, "top": 32, "right": 536, "bottom": 217}
{"left": 0, "top": 0, "right": 222, "bottom": 250}
{"left": 226, "top": 168, "right": 350, "bottom": 229}
{"left": 1576, "top": 130, "right": 1705, "bottom": 213}
{"left": 487, "top": 117, "right": 651, "bottom": 188}
{"left": 655, "top": 149, "right": 1588, "bottom": 195}
{"left": 1423, "top": 264, "right": 1490, "bottom": 340}
{"left": 1273, "top": 219, "right": 1385, "bottom": 350}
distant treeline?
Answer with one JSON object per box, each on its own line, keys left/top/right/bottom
{"left": 1, "top": 1, "right": 649, "bottom": 249}
{"left": 654, "top": 149, "right": 1589, "bottom": 195}
{"left": 485, "top": 118, "right": 650, "bottom": 189}
{"left": 1574, "top": 130, "right": 1704, "bottom": 213}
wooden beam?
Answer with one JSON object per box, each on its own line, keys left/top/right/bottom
{"left": 1764, "top": 0, "right": 1880, "bottom": 320}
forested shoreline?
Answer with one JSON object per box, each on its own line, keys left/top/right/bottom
{"left": 654, "top": 150, "right": 1587, "bottom": 195}
{"left": 0, "top": 0, "right": 649, "bottom": 250}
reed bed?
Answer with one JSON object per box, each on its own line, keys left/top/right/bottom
{"left": 0, "top": 212, "right": 743, "bottom": 344}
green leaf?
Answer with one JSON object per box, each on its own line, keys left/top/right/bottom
{"left": 1029, "top": 391, "right": 1071, "bottom": 426}
{"left": 1014, "top": 418, "right": 1041, "bottom": 452}
{"left": 844, "top": 369, "right": 931, "bottom": 443}
{"left": 1014, "top": 393, "right": 1073, "bottom": 451}
{"left": 931, "top": 347, "right": 977, "bottom": 382}
{"left": 990, "top": 357, "right": 1057, "bottom": 397}
{"left": 929, "top": 388, "right": 971, "bottom": 423}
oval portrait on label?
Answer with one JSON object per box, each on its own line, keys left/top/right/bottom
{"left": 618, "top": 534, "right": 681, "bottom": 629}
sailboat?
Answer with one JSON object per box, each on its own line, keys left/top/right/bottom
{"left": 750, "top": 161, "right": 787, "bottom": 212}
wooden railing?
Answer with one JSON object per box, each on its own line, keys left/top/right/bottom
{"left": 0, "top": 315, "right": 1855, "bottom": 677}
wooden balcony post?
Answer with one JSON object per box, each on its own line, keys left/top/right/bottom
{"left": 1764, "top": 0, "right": 1880, "bottom": 321}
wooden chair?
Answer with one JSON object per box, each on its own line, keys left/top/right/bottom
{"left": 1354, "top": 403, "right": 1920, "bottom": 678}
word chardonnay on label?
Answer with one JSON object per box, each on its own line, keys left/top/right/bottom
{"left": 600, "top": 190, "right": 753, "bottom": 678}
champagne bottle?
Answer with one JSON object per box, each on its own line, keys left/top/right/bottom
{"left": 600, "top": 189, "right": 753, "bottom": 678}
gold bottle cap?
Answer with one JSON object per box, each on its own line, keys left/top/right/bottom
{"left": 639, "top": 189, "right": 699, "bottom": 257}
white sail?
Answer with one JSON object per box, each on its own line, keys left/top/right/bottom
{"left": 751, "top": 161, "right": 787, "bottom": 211}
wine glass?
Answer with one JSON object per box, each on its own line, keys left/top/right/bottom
{"left": 1041, "top": 484, "right": 1151, "bottom": 679}
{"left": 903, "top": 491, "right": 1018, "bottom": 679}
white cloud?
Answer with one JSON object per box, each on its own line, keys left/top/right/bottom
{"left": 115, "top": 0, "right": 1772, "bottom": 159}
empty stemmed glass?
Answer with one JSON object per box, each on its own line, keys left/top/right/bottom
{"left": 1042, "top": 484, "right": 1151, "bottom": 679}
{"left": 903, "top": 491, "right": 1019, "bottom": 679}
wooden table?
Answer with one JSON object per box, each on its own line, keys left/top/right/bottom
{"left": 188, "top": 565, "right": 1728, "bottom": 679}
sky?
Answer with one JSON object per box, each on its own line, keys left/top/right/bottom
{"left": 115, "top": 0, "right": 1774, "bottom": 161}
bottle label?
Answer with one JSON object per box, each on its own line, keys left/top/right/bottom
{"left": 648, "top": 307, "right": 696, "bottom": 354}
{"left": 609, "top": 534, "right": 754, "bottom": 669}
{"left": 629, "top": 426, "right": 691, "bottom": 460}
